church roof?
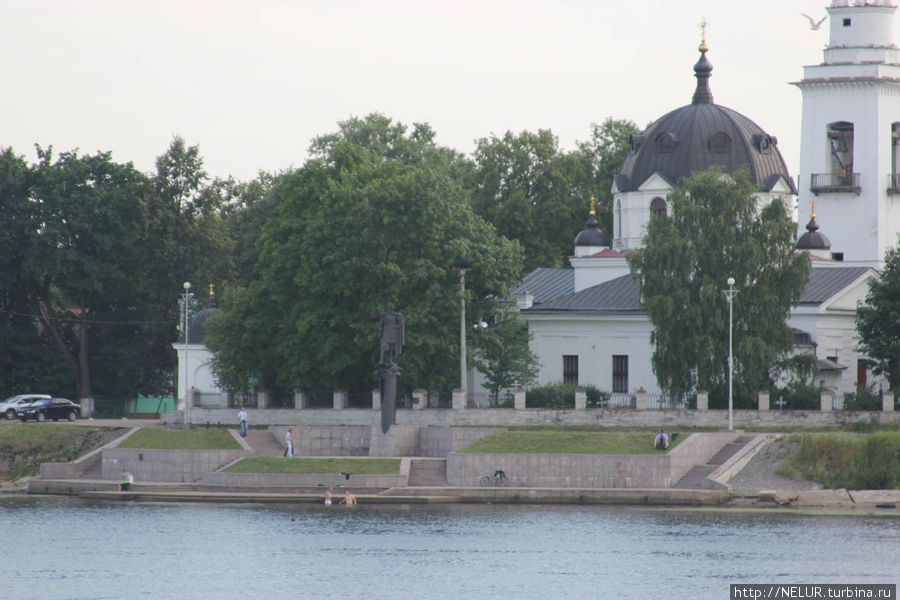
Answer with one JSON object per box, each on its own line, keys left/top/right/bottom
{"left": 518, "top": 266, "right": 871, "bottom": 315}
{"left": 511, "top": 267, "right": 574, "bottom": 305}
{"left": 796, "top": 267, "right": 871, "bottom": 305}
{"left": 615, "top": 47, "right": 795, "bottom": 194}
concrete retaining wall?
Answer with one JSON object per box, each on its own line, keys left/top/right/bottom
{"left": 270, "top": 426, "right": 371, "bottom": 456}
{"left": 446, "top": 432, "right": 738, "bottom": 488}
{"left": 101, "top": 449, "right": 247, "bottom": 483}
{"left": 174, "top": 407, "right": 900, "bottom": 429}
{"left": 199, "top": 471, "right": 408, "bottom": 490}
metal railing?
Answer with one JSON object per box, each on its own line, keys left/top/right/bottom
{"left": 810, "top": 172, "right": 860, "bottom": 194}
{"left": 608, "top": 392, "right": 636, "bottom": 409}
{"left": 647, "top": 392, "right": 688, "bottom": 410}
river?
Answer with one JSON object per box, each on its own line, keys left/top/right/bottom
{"left": 1, "top": 496, "right": 896, "bottom": 600}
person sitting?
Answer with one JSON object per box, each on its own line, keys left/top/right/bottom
{"left": 653, "top": 429, "right": 669, "bottom": 450}
{"left": 119, "top": 469, "right": 134, "bottom": 491}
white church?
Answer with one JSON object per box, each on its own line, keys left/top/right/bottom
{"left": 514, "top": 0, "right": 899, "bottom": 400}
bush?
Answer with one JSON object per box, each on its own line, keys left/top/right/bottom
{"left": 843, "top": 384, "right": 882, "bottom": 411}
{"left": 771, "top": 383, "right": 821, "bottom": 410}
{"left": 526, "top": 383, "right": 575, "bottom": 409}
{"left": 585, "top": 385, "right": 610, "bottom": 408}
{"left": 791, "top": 432, "right": 900, "bottom": 489}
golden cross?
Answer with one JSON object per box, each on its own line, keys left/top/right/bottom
{"left": 699, "top": 18, "right": 708, "bottom": 44}
{"left": 208, "top": 282, "right": 215, "bottom": 296}
{"left": 810, "top": 198, "right": 816, "bottom": 219}
{"left": 589, "top": 196, "right": 596, "bottom": 216}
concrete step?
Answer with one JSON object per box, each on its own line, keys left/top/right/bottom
{"left": 243, "top": 429, "right": 284, "bottom": 457}
{"left": 407, "top": 458, "right": 448, "bottom": 487}
{"left": 674, "top": 436, "right": 755, "bottom": 489}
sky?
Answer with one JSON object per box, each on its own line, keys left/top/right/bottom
{"left": 1, "top": 0, "right": 854, "bottom": 183}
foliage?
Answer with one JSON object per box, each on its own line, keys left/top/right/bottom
{"left": 525, "top": 382, "right": 576, "bottom": 409}
{"left": 856, "top": 244, "right": 900, "bottom": 390}
{"left": 206, "top": 114, "right": 525, "bottom": 394}
{"left": 470, "top": 304, "right": 539, "bottom": 403}
{"left": 788, "top": 432, "right": 900, "bottom": 489}
{"left": 585, "top": 386, "right": 611, "bottom": 408}
{"left": 117, "top": 428, "right": 241, "bottom": 450}
{"left": 630, "top": 168, "right": 811, "bottom": 402}
{"left": 575, "top": 117, "right": 642, "bottom": 233}
{"left": 459, "top": 430, "right": 682, "bottom": 454}
{"left": 843, "top": 384, "right": 882, "bottom": 411}
{"left": 770, "top": 382, "right": 822, "bottom": 410}
{"left": 223, "top": 457, "right": 401, "bottom": 474}
{"left": 469, "top": 129, "right": 591, "bottom": 271}
{"left": 0, "top": 425, "right": 119, "bottom": 480}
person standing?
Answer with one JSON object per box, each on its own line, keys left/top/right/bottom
{"left": 238, "top": 406, "right": 248, "bottom": 437}
{"left": 284, "top": 428, "right": 294, "bottom": 457}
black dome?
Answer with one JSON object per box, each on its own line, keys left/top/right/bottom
{"left": 615, "top": 49, "right": 795, "bottom": 194}
{"left": 796, "top": 216, "right": 831, "bottom": 251}
{"left": 186, "top": 308, "right": 215, "bottom": 344}
{"left": 574, "top": 214, "right": 610, "bottom": 247}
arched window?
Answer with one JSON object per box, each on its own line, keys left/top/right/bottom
{"left": 650, "top": 197, "right": 667, "bottom": 218}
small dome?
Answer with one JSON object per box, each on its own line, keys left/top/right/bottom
{"left": 615, "top": 47, "right": 795, "bottom": 194}
{"left": 796, "top": 215, "right": 831, "bottom": 251}
{"left": 574, "top": 214, "right": 611, "bottom": 248}
{"left": 187, "top": 308, "right": 215, "bottom": 344}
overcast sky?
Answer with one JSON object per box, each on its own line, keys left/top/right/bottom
{"left": 2, "top": 0, "right": 851, "bottom": 183}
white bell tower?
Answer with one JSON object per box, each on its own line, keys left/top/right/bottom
{"left": 794, "top": 0, "right": 900, "bottom": 268}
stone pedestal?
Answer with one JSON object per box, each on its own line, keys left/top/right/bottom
{"left": 820, "top": 391, "right": 833, "bottom": 412}
{"left": 412, "top": 389, "right": 427, "bottom": 410}
{"left": 333, "top": 390, "right": 348, "bottom": 410}
{"left": 575, "top": 389, "right": 587, "bottom": 410}
{"left": 696, "top": 391, "right": 708, "bottom": 411}
{"left": 514, "top": 390, "right": 526, "bottom": 410}
{"left": 634, "top": 388, "right": 648, "bottom": 410}
{"left": 257, "top": 390, "right": 269, "bottom": 409}
{"left": 758, "top": 390, "right": 770, "bottom": 411}
{"left": 294, "top": 389, "right": 309, "bottom": 409}
{"left": 883, "top": 391, "right": 894, "bottom": 412}
{"left": 371, "top": 390, "right": 381, "bottom": 411}
{"left": 452, "top": 389, "right": 466, "bottom": 410}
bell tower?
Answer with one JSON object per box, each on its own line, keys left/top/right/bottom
{"left": 794, "top": 0, "right": 900, "bottom": 268}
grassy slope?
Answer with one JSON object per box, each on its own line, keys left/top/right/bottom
{"left": 459, "top": 431, "right": 684, "bottom": 454}
{"left": 0, "top": 424, "right": 120, "bottom": 481}
{"left": 780, "top": 431, "right": 900, "bottom": 490}
{"left": 117, "top": 428, "right": 241, "bottom": 450}
{"left": 224, "top": 457, "right": 401, "bottom": 474}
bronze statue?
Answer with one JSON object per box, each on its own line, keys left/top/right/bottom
{"left": 377, "top": 303, "right": 404, "bottom": 433}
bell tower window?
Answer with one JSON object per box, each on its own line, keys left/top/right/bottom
{"left": 650, "top": 197, "right": 667, "bottom": 218}
{"left": 811, "top": 121, "right": 860, "bottom": 194}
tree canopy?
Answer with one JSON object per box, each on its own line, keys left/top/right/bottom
{"left": 205, "top": 114, "right": 525, "bottom": 395}
{"left": 856, "top": 244, "right": 900, "bottom": 390}
{"left": 630, "top": 168, "right": 810, "bottom": 404}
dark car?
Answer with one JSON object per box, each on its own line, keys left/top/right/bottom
{"left": 17, "top": 398, "right": 81, "bottom": 422}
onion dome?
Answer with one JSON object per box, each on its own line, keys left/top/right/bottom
{"left": 574, "top": 197, "right": 611, "bottom": 248}
{"left": 796, "top": 211, "right": 831, "bottom": 252}
{"left": 614, "top": 44, "right": 795, "bottom": 194}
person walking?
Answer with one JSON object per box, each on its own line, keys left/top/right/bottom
{"left": 284, "top": 428, "right": 295, "bottom": 457}
{"left": 238, "top": 406, "right": 248, "bottom": 437}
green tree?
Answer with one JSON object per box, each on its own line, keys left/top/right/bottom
{"left": 629, "top": 168, "right": 810, "bottom": 404}
{"left": 470, "top": 129, "right": 590, "bottom": 271}
{"left": 206, "top": 114, "right": 524, "bottom": 395}
{"left": 470, "top": 304, "right": 539, "bottom": 404}
{"left": 575, "top": 117, "right": 641, "bottom": 233}
{"left": 856, "top": 244, "right": 900, "bottom": 390}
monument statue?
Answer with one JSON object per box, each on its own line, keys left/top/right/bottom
{"left": 376, "top": 303, "right": 404, "bottom": 433}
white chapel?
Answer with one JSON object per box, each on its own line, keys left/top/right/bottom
{"left": 515, "top": 1, "right": 895, "bottom": 401}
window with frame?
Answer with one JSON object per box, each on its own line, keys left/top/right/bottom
{"left": 650, "top": 197, "right": 667, "bottom": 219}
{"left": 612, "top": 355, "right": 628, "bottom": 393}
{"left": 563, "top": 355, "right": 579, "bottom": 386}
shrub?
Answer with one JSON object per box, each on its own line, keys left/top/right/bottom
{"left": 843, "top": 384, "right": 882, "bottom": 411}
{"left": 526, "top": 383, "right": 575, "bottom": 409}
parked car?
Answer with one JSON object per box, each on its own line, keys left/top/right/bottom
{"left": 0, "top": 394, "right": 52, "bottom": 420}
{"left": 17, "top": 398, "right": 81, "bottom": 422}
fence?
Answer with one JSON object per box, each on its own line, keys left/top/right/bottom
{"left": 608, "top": 392, "right": 636, "bottom": 409}
{"left": 647, "top": 392, "right": 688, "bottom": 410}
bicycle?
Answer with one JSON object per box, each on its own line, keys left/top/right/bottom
{"left": 479, "top": 469, "right": 508, "bottom": 487}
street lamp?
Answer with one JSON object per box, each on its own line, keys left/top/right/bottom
{"left": 725, "top": 276, "right": 736, "bottom": 431}
{"left": 179, "top": 281, "right": 193, "bottom": 417}
{"left": 455, "top": 261, "right": 472, "bottom": 398}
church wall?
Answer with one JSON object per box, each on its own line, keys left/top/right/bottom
{"left": 528, "top": 316, "right": 659, "bottom": 394}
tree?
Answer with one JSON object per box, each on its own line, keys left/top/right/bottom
{"left": 470, "top": 303, "right": 539, "bottom": 404}
{"left": 470, "top": 130, "right": 590, "bottom": 271}
{"left": 575, "top": 117, "right": 641, "bottom": 233}
{"left": 206, "top": 114, "right": 525, "bottom": 395}
{"left": 856, "top": 244, "right": 900, "bottom": 390}
{"left": 629, "top": 168, "right": 810, "bottom": 404}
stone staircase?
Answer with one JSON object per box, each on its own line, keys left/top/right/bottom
{"left": 674, "top": 435, "right": 754, "bottom": 489}
{"left": 406, "top": 458, "right": 448, "bottom": 486}
{"left": 243, "top": 429, "right": 285, "bottom": 457}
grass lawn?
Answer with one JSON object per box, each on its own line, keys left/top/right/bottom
{"left": 459, "top": 430, "right": 684, "bottom": 454}
{"left": 117, "top": 428, "right": 241, "bottom": 450}
{"left": 223, "top": 457, "right": 402, "bottom": 474}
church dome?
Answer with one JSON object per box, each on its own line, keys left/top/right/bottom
{"left": 574, "top": 210, "right": 610, "bottom": 248}
{"left": 796, "top": 214, "right": 831, "bottom": 251}
{"left": 614, "top": 47, "right": 795, "bottom": 194}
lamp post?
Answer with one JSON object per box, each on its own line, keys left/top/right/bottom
{"left": 455, "top": 261, "right": 472, "bottom": 398}
{"left": 725, "top": 276, "right": 736, "bottom": 431}
{"left": 179, "top": 281, "right": 193, "bottom": 417}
